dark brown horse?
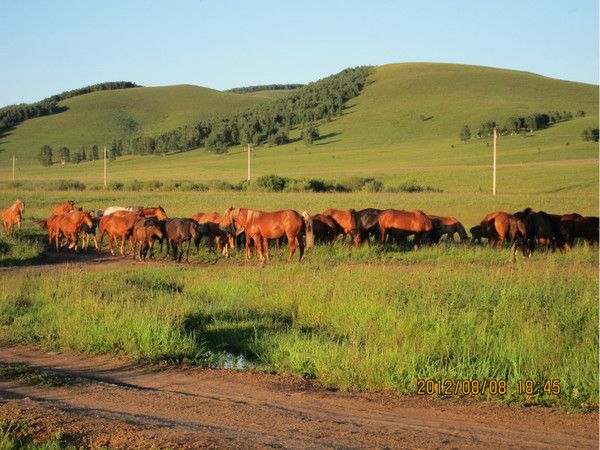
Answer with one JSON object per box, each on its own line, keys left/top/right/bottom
{"left": 378, "top": 209, "right": 432, "bottom": 248}
{"left": 192, "top": 211, "right": 235, "bottom": 256}
{"left": 312, "top": 214, "right": 341, "bottom": 243}
{"left": 2, "top": 199, "right": 25, "bottom": 234}
{"left": 164, "top": 218, "right": 200, "bottom": 262}
{"left": 428, "top": 215, "right": 468, "bottom": 243}
{"left": 321, "top": 208, "right": 360, "bottom": 247}
{"left": 355, "top": 208, "right": 383, "bottom": 244}
{"left": 51, "top": 200, "right": 74, "bottom": 216}
{"left": 560, "top": 213, "right": 599, "bottom": 252}
{"left": 221, "top": 207, "right": 313, "bottom": 262}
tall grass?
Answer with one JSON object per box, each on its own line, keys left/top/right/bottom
{"left": 0, "top": 245, "right": 596, "bottom": 410}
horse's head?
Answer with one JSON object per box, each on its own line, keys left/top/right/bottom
{"left": 154, "top": 206, "right": 167, "bottom": 220}
{"left": 16, "top": 199, "right": 25, "bottom": 213}
{"left": 83, "top": 212, "right": 94, "bottom": 228}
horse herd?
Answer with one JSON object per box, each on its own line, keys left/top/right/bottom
{"left": 1, "top": 199, "right": 598, "bottom": 263}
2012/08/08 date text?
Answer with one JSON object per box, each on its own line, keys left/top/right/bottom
{"left": 416, "top": 379, "right": 561, "bottom": 397}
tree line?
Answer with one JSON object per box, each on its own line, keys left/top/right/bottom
{"left": 0, "top": 81, "right": 139, "bottom": 135}
{"left": 38, "top": 141, "right": 125, "bottom": 166}
{"left": 226, "top": 84, "right": 305, "bottom": 94}
{"left": 459, "top": 109, "right": 585, "bottom": 141}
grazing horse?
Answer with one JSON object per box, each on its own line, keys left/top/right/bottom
{"left": 469, "top": 224, "right": 486, "bottom": 244}
{"left": 560, "top": 213, "right": 599, "bottom": 252}
{"left": 2, "top": 199, "right": 25, "bottom": 234}
{"left": 321, "top": 208, "right": 360, "bottom": 248}
{"left": 51, "top": 210, "right": 93, "bottom": 251}
{"left": 51, "top": 200, "right": 74, "bottom": 216}
{"left": 312, "top": 214, "right": 341, "bottom": 243}
{"left": 191, "top": 211, "right": 235, "bottom": 256}
{"left": 132, "top": 218, "right": 164, "bottom": 260}
{"left": 481, "top": 212, "right": 527, "bottom": 257}
{"left": 428, "top": 215, "right": 468, "bottom": 244}
{"left": 514, "top": 208, "right": 563, "bottom": 252}
{"left": 378, "top": 209, "right": 433, "bottom": 248}
{"left": 164, "top": 218, "right": 200, "bottom": 262}
{"left": 221, "top": 207, "right": 313, "bottom": 262}
{"left": 355, "top": 208, "right": 383, "bottom": 244}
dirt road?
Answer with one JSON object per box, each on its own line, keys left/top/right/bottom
{"left": 0, "top": 345, "right": 597, "bottom": 449}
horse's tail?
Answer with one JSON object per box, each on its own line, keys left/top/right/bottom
{"left": 301, "top": 211, "right": 314, "bottom": 249}
{"left": 455, "top": 220, "right": 468, "bottom": 242}
{"left": 32, "top": 218, "right": 47, "bottom": 229}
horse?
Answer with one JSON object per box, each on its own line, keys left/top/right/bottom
{"left": 131, "top": 218, "right": 164, "bottom": 261}
{"left": 312, "top": 214, "right": 341, "bottom": 243}
{"left": 191, "top": 211, "right": 235, "bottom": 256}
{"left": 104, "top": 205, "right": 143, "bottom": 216}
{"left": 51, "top": 200, "right": 74, "bottom": 216}
{"left": 2, "top": 199, "right": 25, "bottom": 235}
{"left": 221, "top": 207, "right": 313, "bottom": 262}
{"left": 428, "top": 215, "right": 468, "bottom": 244}
{"left": 469, "top": 224, "right": 486, "bottom": 244}
{"left": 99, "top": 210, "right": 144, "bottom": 255}
{"left": 560, "top": 213, "right": 599, "bottom": 252}
{"left": 514, "top": 208, "right": 563, "bottom": 252}
{"left": 378, "top": 209, "right": 432, "bottom": 249}
{"left": 164, "top": 218, "right": 200, "bottom": 262}
{"left": 80, "top": 210, "right": 102, "bottom": 250}
{"left": 355, "top": 208, "right": 383, "bottom": 244}
{"left": 50, "top": 210, "right": 93, "bottom": 251}
{"left": 480, "top": 212, "right": 527, "bottom": 257}
{"left": 108, "top": 206, "right": 167, "bottom": 220}
{"left": 321, "top": 208, "right": 360, "bottom": 248}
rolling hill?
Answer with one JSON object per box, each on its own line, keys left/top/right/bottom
{"left": 0, "top": 84, "right": 268, "bottom": 163}
{"left": 1, "top": 63, "right": 598, "bottom": 195}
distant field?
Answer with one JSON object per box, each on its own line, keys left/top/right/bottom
{"left": 0, "top": 63, "right": 597, "bottom": 197}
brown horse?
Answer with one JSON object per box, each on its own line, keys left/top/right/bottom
{"left": 131, "top": 218, "right": 164, "bottom": 260}
{"left": 428, "top": 215, "right": 468, "bottom": 243}
{"left": 321, "top": 208, "right": 360, "bottom": 247}
{"left": 560, "top": 213, "right": 599, "bottom": 252}
{"left": 51, "top": 200, "right": 74, "bottom": 216}
{"left": 192, "top": 211, "right": 235, "bottom": 256}
{"left": 221, "top": 207, "right": 313, "bottom": 262}
{"left": 378, "top": 209, "right": 432, "bottom": 248}
{"left": 110, "top": 206, "right": 167, "bottom": 220}
{"left": 2, "top": 199, "right": 25, "bottom": 234}
{"left": 480, "top": 212, "right": 527, "bottom": 257}
{"left": 50, "top": 210, "right": 93, "bottom": 251}
{"left": 99, "top": 211, "right": 143, "bottom": 255}
{"left": 355, "top": 208, "right": 383, "bottom": 244}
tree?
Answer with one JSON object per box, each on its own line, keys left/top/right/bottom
{"left": 38, "top": 145, "right": 53, "bottom": 166}
{"left": 109, "top": 140, "right": 118, "bottom": 161}
{"left": 80, "top": 146, "right": 87, "bottom": 161}
{"left": 581, "top": 127, "right": 599, "bottom": 142}
{"left": 58, "top": 146, "right": 70, "bottom": 164}
{"left": 459, "top": 125, "right": 471, "bottom": 142}
{"left": 72, "top": 150, "right": 82, "bottom": 164}
{"left": 575, "top": 110, "right": 586, "bottom": 118}
{"left": 91, "top": 144, "right": 99, "bottom": 161}
{"left": 302, "top": 124, "right": 320, "bottom": 145}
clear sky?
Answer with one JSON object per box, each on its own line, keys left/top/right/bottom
{"left": 1, "top": 0, "right": 598, "bottom": 107}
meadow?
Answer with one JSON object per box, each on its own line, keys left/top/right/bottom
{"left": 0, "top": 188, "right": 598, "bottom": 411}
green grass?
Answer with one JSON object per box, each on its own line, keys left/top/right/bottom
{"left": 0, "top": 419, "right": 72, "bottom": 450}
{"left": 0, "top": 63, "right": 597, "bottom": 196}
{"left": 0, "top": 363, "right": 70, "bottom": 387}
{"left": 0, "top": 84, "right": 267, "bottom": 164}
{"left": 0, "top": 244, "right": 596, "bottom": 410}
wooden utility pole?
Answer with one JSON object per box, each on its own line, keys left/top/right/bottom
{"left": 492, "top": 127, "right": 497, "bottom": 196}
{"left": 12, "top": 155, "right": 15, "bottom": 181}
{"left": 247, "top": 144, "right": 251, "bottom": 181}
{"left": 103, "top": 146, "right": 107, "bottom": 187}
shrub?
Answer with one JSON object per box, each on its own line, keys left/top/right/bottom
{"left": 144, "top": 180, "right": 163, "bottom": 190}
{"left": 581, "top": 127, "right": 599, "bottom": 142}
{"left": 208, "top": 179, "right": 235, "bottom": 191}
{"left": 254, "top": 174, "right": 288, "bottom": 192}
{"left": 56, "top": 179, "right": 86, "bottom": 191}
{"left": 307, "top": 179, "right": 333, "bottom": 192}
{"left": 362, "top": 179, "right": 384, "bottom": 193}
{"left": 109, "top": 181, "right": 124, "bottom": 191}
{"left": 126, "top": 179, "right": 144, "bottom": 191}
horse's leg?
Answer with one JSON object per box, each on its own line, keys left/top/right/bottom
{"left": 186, "top": 239, "right": 191, "bottom": 262}
{"left": 297, "top": 234, "right": 305, "bottom": 261}
{"left": 287, "top": 233, "right": 296, "bottom": 262}
{"left": 414, "top": 233, "right": 421, "bottom": 250}
{"left": 132, "top": 240, "right": 138, "bottom": 260}
{"left": 380, "top": 227, "right": 386, "bottom": 245}
{"left": 263, "top": 237, "right": 270, "bottom": 260}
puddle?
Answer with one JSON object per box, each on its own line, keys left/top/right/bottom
{"left": 207, "top": 352, "right": 253, "bottom": 370}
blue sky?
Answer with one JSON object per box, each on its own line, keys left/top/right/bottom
{"left": 1, "top": 0, "right": 598, "bottom": 106}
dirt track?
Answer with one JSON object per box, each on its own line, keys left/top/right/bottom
{"left": 0, "top": 345, "right": 597, "bottom": 449}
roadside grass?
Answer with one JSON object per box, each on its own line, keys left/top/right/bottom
{"left": 0, "top": 233, "right": 44, "bottom": 267}
{"left": 0, "top": 418, "right": 72, "bottom": 449}
{"left": 0, "top": 363, "right": 70, "bottom": 387}
{"left": 0, "top": 243, "right": 596, "bottom": 411}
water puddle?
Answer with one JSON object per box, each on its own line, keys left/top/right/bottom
{"left": 206, "top": 352, "right": 253, "bottom": 370}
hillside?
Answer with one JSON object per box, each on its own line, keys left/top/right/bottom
{"left": 0, "top": 85, "right": 267, "bottom": 163}
{"left": 1, "top": 63, "right": 598, "bottom": 195}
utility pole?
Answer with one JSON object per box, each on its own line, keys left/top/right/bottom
{"left": 247, "top": 144, "right": 251, "bottom": 181}
{"left": 12, "top": 155, "right": 15, "bottom": 181}
{"left": 103, "top": 146, "right": 107, "bottom": 187}
{"left": 492, "top": 127, "right": 497, "bottom": 196}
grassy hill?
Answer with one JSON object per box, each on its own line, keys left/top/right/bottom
{"left": 0, "top": 84, "right": 267, "bottom": 163}
{"left": 1, "top": 63, "right": 598, "bottom": 195}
